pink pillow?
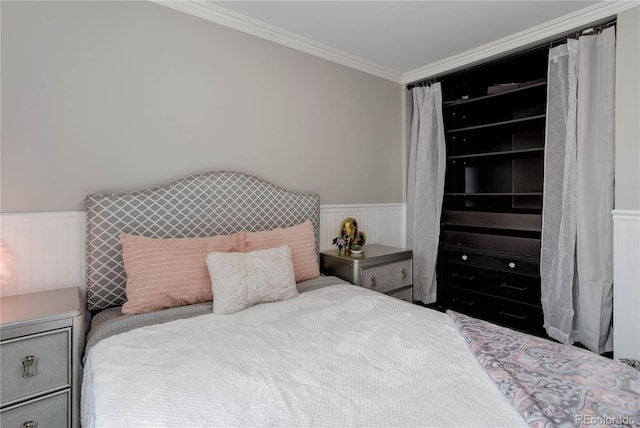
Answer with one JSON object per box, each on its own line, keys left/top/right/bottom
{"left": 120, "top": 232, "right": 245, "bottom": 315}
{"left": 244, "top": 220, "right": 319, "bottom": 282}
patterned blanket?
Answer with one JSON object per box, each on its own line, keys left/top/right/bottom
{"left": 448, "top": 310, "right": 640, "bottom": 427}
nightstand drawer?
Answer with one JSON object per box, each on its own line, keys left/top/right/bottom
{"left": 0, "top": 389, "right": 69, "bottom": 428}
{"left": 387, "top": 286, "right": 413, "bottom": 302}
{"left": 361, "top": 260, "right": 412, "bottom": 294}
{"left": 1, "top": 328, "right": 71, "bottom": 406}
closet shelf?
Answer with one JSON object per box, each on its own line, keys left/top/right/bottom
{"left": 448, "top": 148, "right": 544, "bottom": 160}
{"left": 443, "top": 81, "right": 546, "bottom": 107}
{"left": 445, "top": 192, "right": 543, "bottom": 196}
{"left": 446, "top": 115, "right": 546, "bottom": 133}
{"left": 441, "top": 210, "right": 542, "bottom": 232}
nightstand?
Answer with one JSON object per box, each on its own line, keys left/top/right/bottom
{"left": 320, "top": 244, "right": 413, "bottom": 302}
{"left": 1, "top": 287, "right": 84, "bottom": 428}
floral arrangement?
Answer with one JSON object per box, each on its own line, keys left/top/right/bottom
{"left": 331, "top": 236, "right": 351, "bottom": 251}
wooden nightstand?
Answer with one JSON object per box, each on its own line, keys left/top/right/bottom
{"left": 320, "top": 244, "right": 413, "bottom": 302}
{"left": 1, "top": 287, "right": 84, "bottom": 428}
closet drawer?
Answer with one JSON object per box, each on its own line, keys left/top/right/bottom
{"left": 442, "top": 263, "right": 541, "bottom": 305}
{"left": 441, "top": 247, "right": 539, "bottom": 276}
{"left": 441, "top": 231, "right": 540, "bottom": 258}
{"left": 445, "top": 287, "right": 544, "bottom": 336}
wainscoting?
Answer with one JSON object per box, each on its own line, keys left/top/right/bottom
{"left": 0, "top": 212, "right": 87, "bottom": 299}
{"left": 0, "top": 204, "right": 406, "bottom": 298}
{"left": 612, "top": 209, "right": 640, "bottom": 360}
{"left": 319, "top": 204, "right": 406, "bottom": 252}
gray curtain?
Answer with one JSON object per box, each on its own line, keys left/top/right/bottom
{"left": 407, "top": 83, "right": 446, "bottom": 304}
{"left": 541, "top": 40, "right": 579, "bottom": 345}
{"left": 575, "top": 27, "right": 616, "bottom": 353}
{"left": 541, "top": 27, "right": 615, "bottom": 353}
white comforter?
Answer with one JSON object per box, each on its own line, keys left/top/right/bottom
{"left": 82, "top": 284, "right": 527, "bottom": 428}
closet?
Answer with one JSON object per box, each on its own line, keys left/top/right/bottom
{"left": 436, "top": 48, "right": 548, "bottom": 337}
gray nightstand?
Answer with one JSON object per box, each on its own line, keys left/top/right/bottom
{"left": 1, "top": 287, "right": 84, "bottom": 428}
{"left": 320, "top": 244, "right": 413, "bottom": 302}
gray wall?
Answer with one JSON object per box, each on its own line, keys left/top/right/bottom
{"left": 1, "top": 1, "right": 403, "bottom": 212}
{"left": 615, "top": 6, "right": 640, "bottom": 211}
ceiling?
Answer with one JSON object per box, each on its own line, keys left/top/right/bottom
{"left": 158, "top": 1, "right": 627, "bottom": 83}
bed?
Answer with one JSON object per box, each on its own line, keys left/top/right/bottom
{"left": 81, "top": 171, "right": 639, "bottom": 428}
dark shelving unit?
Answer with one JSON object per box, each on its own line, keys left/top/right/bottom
{"left": 436, "top": 48, "right": 548, "bottom": 337}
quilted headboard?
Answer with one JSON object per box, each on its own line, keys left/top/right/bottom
{"left": 85, "top": 171, "right": 320, "bottom": 310}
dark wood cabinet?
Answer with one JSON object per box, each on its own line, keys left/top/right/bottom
{"left": 437, "top": 48, "right": 548, "bottom": 337}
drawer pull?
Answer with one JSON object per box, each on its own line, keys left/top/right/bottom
{"left": 22, "top": 355, "right": 37, "bottom": 378}
{"left": 500, "top": 282, "right": 528, "bottom": 292}
{"left": 508, "top": 262, "right": 516, "bottom": 269}
{"left": 452, "top": 297, "right": 475, "bottom": 307}
{"left": 22, "top": 421, "right": 37, "bottom": 428}
{"left": 401, "top": 268, "right": 407, "bottom": 279}
{"left": 500, "top": 310, "right": 527, "bottom": 320}
{"left": 370, "top": 275, "right": 376, "bottom": 289}
{"left": 452, "top": 273, "right": 475, "bottom": 281}
{"left": 461, "top": 255, "right": 468, "bottom": 261}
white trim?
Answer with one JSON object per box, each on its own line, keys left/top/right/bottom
{"left": 402, "top": 1, "right": 636, "bottom": 84}
{"left": 150, "top": 0, "right": 635, "bottom": 85}
{"left": 320, "top": 203, "right": 405, "bottom": 213}
{"left": 149, "top": 0, "right": 403, "bottom": 83}
{"left": 612, "top": 209, "right": 640, "bottom": 220}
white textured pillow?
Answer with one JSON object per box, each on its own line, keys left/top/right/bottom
{"left": 206, "top": 245, "right": 299, "bottom": 314}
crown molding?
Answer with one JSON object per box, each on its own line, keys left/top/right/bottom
{"left": 151, "top": 1, "right": 636, "bottom": 86}
{"left": 150, "top": 0, "right": 403, "bottom": 83}
{"left": 402, "top": 1, "right": 638, "bottom": 85}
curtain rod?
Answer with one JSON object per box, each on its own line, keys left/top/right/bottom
{"left": 406, "top": 18, "right": 616, "bottom": 91}
{"left": 550, "top": 19, "right": 616, "bottom": 48}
